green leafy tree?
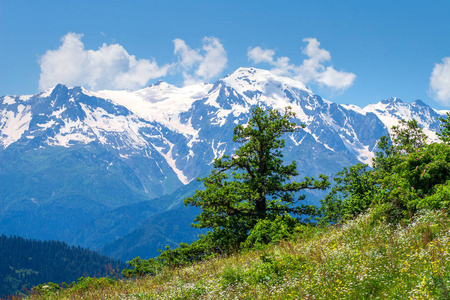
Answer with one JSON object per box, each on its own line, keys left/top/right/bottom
{"left": 242, "top": 214, "right": 299, "bottom": 248}
{"left": 390, "top": 119, "right": 427, "bottom": 153}
{"left": 372, "top": 119, "right": 427, "bottom": 174}
{"left": 184, "top": 107, "right": 329, "bottom": 248}
{"left": 377, "top": 143, "right": 450, "bottom": 214}
{"left": 322, "top": 118, "right": 450, "bottom": 224}
{"left": 122, "top": 257, "right": 158, "bottom": 278}
{"left": 438, "top": 112, "right": 450, "bottom": 143}
{"left": 319, "top": 163, "right": 377, "bottom": 223}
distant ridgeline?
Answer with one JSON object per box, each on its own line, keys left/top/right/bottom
{"left": 0, "top": 235, "right": 126, "bottom": 298}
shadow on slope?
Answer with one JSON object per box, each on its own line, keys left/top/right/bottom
{"left": 72, "top": 180, "right": 202, "bottom": 252}
{"left": 99, "top": 205, "right": 204, "bottom": 262}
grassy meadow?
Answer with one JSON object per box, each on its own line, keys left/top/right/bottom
{"left": 18, "top": 209, "right": 450, "bottom": 300}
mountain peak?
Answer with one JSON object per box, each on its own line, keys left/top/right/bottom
{"left": 380, "top": 97, "right": 403, "bottom": 105}
{"left": 38, "top": 84, "right": 76, "bottom": 99}
{"left": 220, "top": 67, "right": 311, "bottom": 95}
{"left": 412, "top": 99, "right": 429, "bottom": 107}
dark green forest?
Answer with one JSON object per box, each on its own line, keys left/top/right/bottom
{"left": 0, "top": 235, "right": 126, "bottom": 298}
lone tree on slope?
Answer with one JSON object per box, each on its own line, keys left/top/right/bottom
{"left": 184, "top": 106, "right": 329, "bottom": 247}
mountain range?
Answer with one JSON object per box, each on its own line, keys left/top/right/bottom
{"left": 0, "top": 67, "right": 446, "bottom": 261}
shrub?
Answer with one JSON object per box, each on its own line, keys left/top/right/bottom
{"left": 242, "top": 214, "right": 298, "bottom": 248}
{"left": 220, "top": 265, "right": 244, "bottom": 288}
{"left": 33, "top": 282, "right": 60, "bottom": 296}
{"left": 122, "top": 257, "right": 158, "bottom": 278}
{"left": 244, "top": 254, "right": 288, "bottom": 285}
{"left": 72, "top": 277, "right": 115, "bottom": 291}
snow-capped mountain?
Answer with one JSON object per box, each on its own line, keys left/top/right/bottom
{"left": 0, "top": 67, "right": 446, "bottom": 256}
{"left": 362, "top": 97, "right": 445, "bottom": 141}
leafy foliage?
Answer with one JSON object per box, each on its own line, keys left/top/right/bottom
{"left": 390, "top": 119, "right": 428, "bottom": 153}
{"left": 438, "top": 112, "right": 450, "bottom": 143}
{"left": 32, "top": 276, "right": 117, "bottom": 299}
{"left": 242, "top": 214, "right": 299, "bottom": 248}
{"left": 32, "top": 282, "right": 61, "bottom": 296}
{"left": 157, "top": 240, "right": 217, "bottom": 267}
{"left": 122, "top": 257, "right": 158, "bottom": 278}
{"left": 321, "top": 117, "right": 450, "bottom": 224}
{"left": 319, "top": 163, "right": 376, "bottom": 223}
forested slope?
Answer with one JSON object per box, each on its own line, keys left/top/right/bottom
{"left": 0, "top": 235, "right": 126, "bottom": 298}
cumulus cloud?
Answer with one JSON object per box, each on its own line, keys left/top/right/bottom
{"left": 247, "top": 47, "right": 276, "bottom": 64}
{"left": 247, "top": 38, "right": 356, "bottom": 91}
{"left": 173, "top": 37, "right": 227, "bottom": 85}
{"left": 430, "top": 57, "right": 450, "bottom": 106}
{"left": 39, "top": 33, "right": 171, "bottom": 91}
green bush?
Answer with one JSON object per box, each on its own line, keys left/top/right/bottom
{"left": 220, "top": 265, "right": 244, "bottom": 288}
{"left": 242, "top": 214, "right": 298, "bottom": 248}
{"left": 157, "top": 237, "right": 219, "bottom": 267}
{"left": 378, "top": 143, "right": 450, "bottom": 219}
{"left": 122, "top": 257, "right": 159, "bottom": 278}
{"left": 319, "top": 163, "right": 376, "bottom": 223}
{"left": 419, "top": 182, "right": 450, "bottom": 209}
{"left": 72, "top": 277, "right": 116, "bottom": 291}
{"left": 33, "top": 282, "right": 60, "bottom": 295}
{"left": 244, "top": 254, "right": 287, "bottom": 285}
{"left": 321, "top": 127, "right": 450, "bottom": 224}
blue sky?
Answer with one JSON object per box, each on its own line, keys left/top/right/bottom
{"left": 1, "top": 0, "right": 450, "bottom": 109}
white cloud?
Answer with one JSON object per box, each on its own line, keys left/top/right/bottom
{"left": 39, "top": 32, "right": 170, "bottom": 91}
{"left": 173, "top": 39, "right": 203, "bottom": 69}
{"left": 430, "top": 57, "right": 450, "bottom": 106}
{"left": 247, "top": 47, "right": 275, "bottom": 64}
{"left": 174, "top": 37, "right": 227, "bottom": 85}
{"left": 247, "top": 38, "right": 356, "bottom": 91}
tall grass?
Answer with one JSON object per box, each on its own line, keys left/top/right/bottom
{"left": 19, "top": 209, "right": 450, "bottom": 299}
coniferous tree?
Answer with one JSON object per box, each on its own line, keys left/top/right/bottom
{"left": 0, "top": 235, "right": 125, "bottom": 298}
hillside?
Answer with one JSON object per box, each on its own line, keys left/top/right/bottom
{"left": 21, "top": 209, "right": 450, "bottom": 299}
{"left": 0, "top": 235, "right": 126, "bottom": 298}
